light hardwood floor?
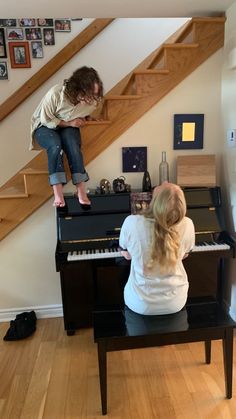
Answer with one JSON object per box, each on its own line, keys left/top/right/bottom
{"left": 0, "top": 317, "right": 235, "bottom": 418}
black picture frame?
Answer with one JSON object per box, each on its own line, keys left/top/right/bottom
{"left": 122, "top": 147, "right": 147, "bottom": 172}
{"left": 0, "top": 19, "right": 17, "bottom": 27}
{"left": 0, "top": 28, "right": 7, "bottom": 58}
{"left": 174, "top": 114, "right": 204, "bottom": 150}
{"left": 43, "top": 28, "right": 55, "bottom": 45}
{"left": 0, "top": 61, "right": 8, "bottom": 79}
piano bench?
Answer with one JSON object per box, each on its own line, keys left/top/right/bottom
{"left": 93, "top": 302, "right": 235, "bottom": 415}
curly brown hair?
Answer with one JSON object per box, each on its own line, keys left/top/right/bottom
{"left": 63, "top": 66, "right": 103, "bottom": 105}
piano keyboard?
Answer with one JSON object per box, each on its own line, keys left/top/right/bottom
{"left": 67, "top": 242, "right": 231, "bottom": 261}
{"left": 67, "top": 248, "right": 122, "bottom": 261}
{"left": 192, "top": 242, "right": 230, "bottom": 252}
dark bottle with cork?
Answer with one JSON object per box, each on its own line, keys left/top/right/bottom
{"left": 159, "top": 151, "right": 169, "bottom": 184}
{"left": 142, "top": 170, "right": 152, "bottom": 192}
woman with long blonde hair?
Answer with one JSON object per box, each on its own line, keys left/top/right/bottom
{"left": 119, "top": 183, "right": 195, "bottom": 315}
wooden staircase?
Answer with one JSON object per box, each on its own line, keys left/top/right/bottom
{"left": 0, "top": 17, "right": 226, "bottom": 241}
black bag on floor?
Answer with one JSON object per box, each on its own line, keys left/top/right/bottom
{"left": 3, "top": 310, "right": 37, "bottom": 341}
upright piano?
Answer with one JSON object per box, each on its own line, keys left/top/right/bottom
{"left": 55, "top": 187, "right": 235, "bottom": 335}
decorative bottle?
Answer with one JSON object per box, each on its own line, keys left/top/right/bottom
{"left": 142, "top": 170, "right": 152, "bottom": 192}
{"left": 159, "top": 151, "right": 169, "bottom": 184}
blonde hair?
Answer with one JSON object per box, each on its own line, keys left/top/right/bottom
{"left": 144, "top": 183, "right": 186, "bottom": 276}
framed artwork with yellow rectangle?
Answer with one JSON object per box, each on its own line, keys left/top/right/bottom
{"left": 174, "top": 114, "right": 204, "bottom": 150}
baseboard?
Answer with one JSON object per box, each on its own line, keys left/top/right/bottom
{"left": 0, "top": 304, "right": 63, "bottom": 322}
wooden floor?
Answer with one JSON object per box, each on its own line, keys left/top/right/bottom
{"left": 0, "top": 317, "right": 235, "bottom": 419}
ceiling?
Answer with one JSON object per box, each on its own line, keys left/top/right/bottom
{"left": 1, "top": 0, "right": 235, "bottom": 18}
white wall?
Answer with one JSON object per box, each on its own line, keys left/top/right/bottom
{"left": 0, "top": 17, "right": 226, "bottom": 319}
{"left": 222, "top": 2, "right": 236, "bottom": 321}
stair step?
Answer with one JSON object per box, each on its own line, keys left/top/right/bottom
{"left": 106, "top": 95, "right": 143, "bottom": 100}
{"left": 164, "top": 43, "right": 199, "bottom": 49}
{"left": 85, "top": 120, "right": 111, "bottom": 125}
{"left": 134, "top": 69, "right": 169, "bottom": 75}
{"left": 0, "top": 186, "right": 28, "bottom": 199}
{"left": 19, "top": 168, "right": 48, "bottom": 175}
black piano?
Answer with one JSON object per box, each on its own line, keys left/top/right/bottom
{"left": 55, "top": 187, "right": 235, "bottom": 335}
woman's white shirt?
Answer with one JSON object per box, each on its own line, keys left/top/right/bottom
{"left": 119, "top": 214, "right": 195, "bottom": 315}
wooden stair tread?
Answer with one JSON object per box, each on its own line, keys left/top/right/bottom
{"left": 106, "top": 95, "right": 143, "bottom": 100}
{"left": 192, "top": 17, "right": 226, "bottom": 23}
{"left": 134, "top": 69, "right": 169, "bottom": 75}
{"left": 20, "top": 168, "right": 48, "bottom": 175}
{"left": 0, "top": 186, "right": 28, "bottom": 198}
{"left": 84, "top": 120, "right": 111, "bottom": 125}
{"left": 164, "top": 43, "right": 199, "bottom": 48}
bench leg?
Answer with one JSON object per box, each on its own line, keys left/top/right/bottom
{"left": 222, "top": 327, "right": 234, "bottom": 399}
{"left": 204, "top": 340, "right": 211, "bottom": 364}
{"left": 97, "top": 341, "right": 107, "bottom": 415}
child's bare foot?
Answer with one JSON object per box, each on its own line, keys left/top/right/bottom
{"left": 53, "top": 184, "right": 65, "bottom": 207}
{"left": 76, "top": 182, "right": 91, "bottom": 206}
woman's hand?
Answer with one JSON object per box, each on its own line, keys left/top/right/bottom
{"left": 69, "top": 118, "right": 86, "bottom": 127}
{"left": 58, "top": 118, "right": 86, "bottom": 128}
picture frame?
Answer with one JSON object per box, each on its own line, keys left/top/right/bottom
{"left": 31, "top": 41, "right": 43, "bottom": 58}
{"left": 0, "top": 19, "right": 17, "bottom": 27}
{"left": 19, "top": 18, "right": 36, "bottom": 27}
{"left": 7, "top": 28, "right": 24, "bottom": 40}
{"left": 0, "top": 61, "right": 8, "bottom": 80}
{"left": 173, "top": 114, "right": 204, "bottom": 150}
{"left": 122, "top": 146, "right": 147, "bottom": 172}
{"left": 9, "top": 41, "right": 31, "bottom": 68}
{"left": 55, "top": 19, "right": 71, "bottom": 32}
{"left": 25, "top": 28, "right": 42, "bottom": 41}
{"left": 0, "top": 28, "right": 7, "bottom": 58}
{"left": 37, "top": 19, "right": 54, "bottom": 27}
{"left": 43, "top": 28, "right": 55, "bottom": 45}
{"left": 130, "top": 192, "right": 152, "bottom": 214}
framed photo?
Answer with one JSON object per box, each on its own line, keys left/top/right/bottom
{"left": 130, "top": 192, "right": 152, "bottom": 214}
{"left": 25, "top": 28, "right": 42, "bottom": 40}
{"left": 31, "top": 41, "right": 43, "bottom": 58}
{"left": 0, "top": 62, "right": 8, "bottom": 80}
{"left": 9, "top": 42, "right": 31, "bottom": 68}
{"left": 0, "top": 28, "right": 7, "bottom": 58}
{"left": 0, "top": 19, "right": 17, "bottom": 27}
{"left": 37, "top": 19, "right": 54, "bottom": 27}
{"left": 55, "top": 19, "right": 71, "bottom": 32}
{"left": 173, "top": 114, "right": 204, "bottom": 150}
{"left": 43, "top": 28, "right": 55, "bottom": 45}
{"left": 7, "top": 28, "right": 24, "bottom": 40}
{"left": 19, "top": 18, "right": 36, "bottom": 27}
{"left": 122, "top": 147, "right": 147, "bottom": 172}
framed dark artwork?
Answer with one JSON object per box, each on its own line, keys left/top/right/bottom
{"left": 37, "top": 19, "right": 54, "bottom": 27}
{"left": 55, "top": 19, "right": 71, "bottom": 32}
{"left": 7, "top": 28, "right": 24, "bottom": 40}
{"left": 31, "top": 41, "right": 44, "bottom": 58}
{"left": 9, "top": 42, "right": 31, "bottom": 68}
{"left": 25, "top": 28, "right": 42, "bottom": 40}
{"left": 0, "top": 61, "right": 8, "bottom": 80}
{"left": 122, "top": 147, "right": 147, "bottom": 172}
{"left": 19, "top": 18, "right": 36, "bottom": 27}
{"left": 174, "top": 114, "right": 204, "bottom": 150}
{"left": 0, "top": 28, "right": 7, "bottom": 58}
{"left": 0, "top": 19, "right": 17, "bottom": 27}
{"left": 43, "top": 28, "right": 55, "bottom": 45}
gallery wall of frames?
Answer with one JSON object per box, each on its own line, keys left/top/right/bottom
{"left": 0, "top": 18, "right": 82, "bottom": 80}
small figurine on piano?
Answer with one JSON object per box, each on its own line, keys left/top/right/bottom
{"left": 119, "top": 182, "right": 195, "bottom": 315}
{"left": 30, "top": 66, "right": 104, "bottom": 209}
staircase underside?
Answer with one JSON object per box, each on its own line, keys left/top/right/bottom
{"left": 0, "top": 17, "right": 226, "bottom": 241}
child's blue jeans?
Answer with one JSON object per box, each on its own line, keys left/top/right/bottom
{"left": 34, "top": 126, "right": 89, "bottom": 186}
